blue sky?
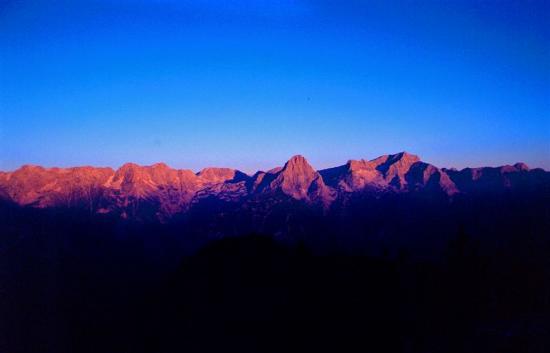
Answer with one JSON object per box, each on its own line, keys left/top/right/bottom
{"left": 1, "top": 0, "right": 549, "bottom": 172}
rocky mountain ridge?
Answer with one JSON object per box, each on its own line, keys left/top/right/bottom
{"left": 1, "top": 152, "right": 547, "bottom": 221}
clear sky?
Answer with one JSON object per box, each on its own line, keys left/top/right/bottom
{"left": 1, "top": 0, "right": 549, "bottom": 173}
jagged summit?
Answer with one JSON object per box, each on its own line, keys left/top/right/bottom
{"left": 393, "top": 151, "right": 420, "bottom": 161}
{"left": 376, "top": 151, "right": 420, "bottom": 172}
{"left": 281, "top": 155, "right": 316, "bottom": 177}
{"left": 283, "top": 154, "right": 311, "bottom": 168}
{"left": 320, "top": 151, "right": 430, "bottom": 192}
{"left": 264, "top": 155, "right": 327, "bottom": 201}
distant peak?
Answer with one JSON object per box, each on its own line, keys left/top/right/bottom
{"left": 267, "top": 155, "right": 325, "bottom": 200}
{"left": 20, "top": 164, "right": 45, "bottom": 171}
{"left": 286, "top": 155, "right": 308, "bottom": 164}
{"left": 151, "top": 162, "right": 170, "bottom": 170}
{"left": 514, "top": 162, "right": 529, "bottom": 171}
{"left": 119, "top": 162, "right": 141, "bottom": 170}
{"left": 283, "top": 155, "right": 313, "bottom": 169}
{"left": 391, "top": 151, "right": 420, "bottom": 163}
{"left": 281, "top": 155, "right": 316, "bottom": 176}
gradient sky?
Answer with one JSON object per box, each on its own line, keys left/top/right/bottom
{"left": 1, "top": 0, "right": 549, "bottom": 173}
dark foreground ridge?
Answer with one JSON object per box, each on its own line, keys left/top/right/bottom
{"left": 1, "top": 224, "right": 549, "bottom": 353}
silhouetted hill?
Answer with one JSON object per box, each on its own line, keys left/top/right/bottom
{"left": 2, "top": 225, "right": 549, "bottom": 353}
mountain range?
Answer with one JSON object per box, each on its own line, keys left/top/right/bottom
{"left": 2, "top": 152, "right": 549, "bottom": 353}
{"left": 1, "top": 152, "right": 548, "bottom": 222}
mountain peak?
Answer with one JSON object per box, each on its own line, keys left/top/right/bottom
{"left": 279, "top": 155, "right": 317, "bottom": 177}
{"left": 151, "top": 162, "right": 170, "bottom": 170}
{"left": 376, "top": 152, "right": 420, "bottom": 172}
{"left": 118, "top": 162, "right": 142, "bottom": 172}
{"left": 266, "top": 155, "right": 326, "bottom": 200}
{"left": 19, "top": 164, "right": 46, "bottom": 172}
{"left": 281, "top": 155, "right": 315, "bottom": 177}
{"left": 284, "top": 155, "right": 310, "bottom": 169}
{"left": 514, "top": 162, "right": 529, "bottom": 171}
{"left": 390, "top": 151, "right": 420, "bottom": 163}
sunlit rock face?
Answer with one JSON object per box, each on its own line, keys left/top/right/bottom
{"left": 1, "top": 152, "right": 547, "bottom": 221}
{"left": 0, "top": 165, "right": 114, "bottom": 208}
{"left": 319, "top": 152, "right": 458, "bottom": 195}
{"left": 260, "top": 155, "right": 332, "bottom": 201}
{"left": 103, "top": 163, "right": 203, "bottom": 219}
{"left": 197, "top": 167, "right": 248, "bottom": 184}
